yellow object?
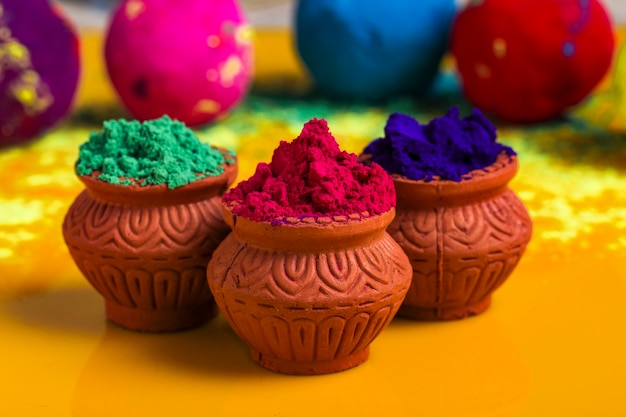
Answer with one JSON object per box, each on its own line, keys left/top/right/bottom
{"left": 1, "top": 28, "right": 626, "bottom": 417}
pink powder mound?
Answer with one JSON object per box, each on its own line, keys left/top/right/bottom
{"left": 224, "top": 118, "right": 395, "bottom": 223}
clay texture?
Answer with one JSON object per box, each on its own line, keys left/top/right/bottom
{"left": 207, "top": 208, "right": 412, "bottom": 375}
{"left": 63, "top": 162, "right": 237, "bottom": 332}
{"left": 387, "top": 153, "right": 532, "bottom": 320}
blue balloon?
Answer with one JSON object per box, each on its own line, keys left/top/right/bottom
{"left": 295, "top": 0, "right": 457, "bottom": 101}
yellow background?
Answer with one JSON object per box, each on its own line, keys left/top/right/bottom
{"left": 1, "top": 25, "right": 626, "bottom": 416}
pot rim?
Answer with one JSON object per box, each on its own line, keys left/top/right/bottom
{"left": 389, "top": 152, "right": 518, "bottom": 208}
{"left": 222, "top": 205, "right": 396, "bottom": 252}
{"left": 78, "top": 159, "right": 238, "bottom": 207}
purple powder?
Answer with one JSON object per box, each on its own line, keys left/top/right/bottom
{"left": 364, "top": 107, "right": 515, "bottom": 181}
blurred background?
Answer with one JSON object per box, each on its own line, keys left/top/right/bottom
{"left": 55, "top": 0, "right": 626, "bottom": 28}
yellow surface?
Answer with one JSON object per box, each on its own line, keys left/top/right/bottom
{"left": 2, "top": 28, "right": 626, "bottom": 417}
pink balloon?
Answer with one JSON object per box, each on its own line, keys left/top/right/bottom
{"left": 105, "top": 0, "right": 254, "bottom": 126}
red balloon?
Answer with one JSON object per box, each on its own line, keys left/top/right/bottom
{"left": 451, "top": 0, "right": 615, "bottom": 123}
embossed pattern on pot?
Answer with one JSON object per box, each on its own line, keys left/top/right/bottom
{"left": 388, "top": 154, "right": 533, "bottom": 320}
{"left": 207, "top": 208, "right": 412, "bottom": 374}
{"left": 63, "top": 161, "right": 238, "bottom": 332}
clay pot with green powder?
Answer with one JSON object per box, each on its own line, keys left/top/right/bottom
{"left": 63, "top": 116, "right": 238, "bottom": 332}
{"left": 206, "top": 119, "right": 412, "bottom": 374}
{"left": 361, "top": 108, "right": 533, "bottom": 320}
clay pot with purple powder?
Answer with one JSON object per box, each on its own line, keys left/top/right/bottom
{"left": 207, "top": 119, "right": 412, "bottom": 374}
{"left": 63, "top": 116, "right": 237, "bottom": 332}
{"left": 361, "top": 108, "right": 532, "bottom": 320}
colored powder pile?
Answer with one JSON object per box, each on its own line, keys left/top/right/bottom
{"left": 75, "top": 116, "right": 235, "bottom": 189}
{"left": 363, "top": 106, "right": 515, "bottom": 181}
{"left": 223, "top": 118, "right": 395, "bottom": 223}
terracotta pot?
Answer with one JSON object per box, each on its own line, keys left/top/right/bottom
{"left": 387, "top": 153, "right": 532, "bottom": 320}
{"left": 62, "top": 161, "right": 238, "bottom": 332}
{"left": 207, "top": 208, "right": 412, "bottom": 375}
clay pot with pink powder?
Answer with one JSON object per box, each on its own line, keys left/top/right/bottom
{"left": 209, "top": 207, "right": 411, "bottom": 374}
{"left": 362, "top": 108, "right": 532, "bottom": 320}
{"left": 206, "top": 119, "right": 412, "bottom": 374}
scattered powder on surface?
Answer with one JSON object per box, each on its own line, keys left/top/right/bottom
{"left": 363, "top": 106, "right": 516, "bottom": 181}
{"left": 75, "top": 116, "right": 235, "bottom": 189}
{"left": 223, "top": 118, "right": 395, "bottom": 223}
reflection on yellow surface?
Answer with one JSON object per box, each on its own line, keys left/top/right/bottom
{"left": 69, "top": 316, "right": 529, "bottom": 417}
{"left": 1, "top": 28, "right": 626, "bottom": 417}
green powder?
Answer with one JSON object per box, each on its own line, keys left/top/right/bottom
{"left": 75, "top": 116, "right": 235, "bottom": 189}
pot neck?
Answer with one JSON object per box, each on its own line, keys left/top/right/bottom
{"left": 223, "top": 208, "right": 396, "bottom": 252}
{"left": 79, "top": 163, "right": 237, "bottom": 207}
{"left": 394, "top": 154, "right": 518, "bottom": 209}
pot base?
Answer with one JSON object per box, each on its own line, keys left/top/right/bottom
{"left": 105, "top": 301, "right": 217, "bottom": 332}
{"left": 397, "top": 297, "right": 491, "bottom": 321}
{"left": 251, "top": 347, "right": 370, "bottom": 375}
